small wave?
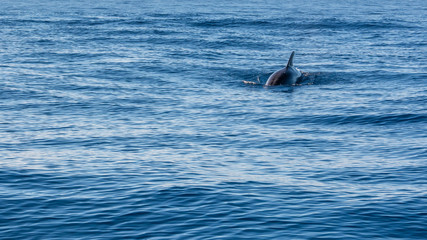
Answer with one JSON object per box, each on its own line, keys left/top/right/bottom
{"left": 123, "top": 18, "right": 153, "bottom": 25}
{"left": 312, "top": 165, "right": 427, "bottom": 184}
{"left": 2, "top": 17, "right": 123, "bottom": 26}
{"left": 294, "top": 17, "right": 415, "bottom": 30}
{"left": 190, "top": 17, "right": 272, "bottom": 28}
{"left": 186, "top": 16, "right": 415, "bottom": 31}
{"left": 256, "top": 113, "right": 426, "bottom": 126}
{"left": 307, "top": 113, "right": 427, "bottom": 126}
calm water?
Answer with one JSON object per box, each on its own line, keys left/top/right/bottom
{"left": 1, "top": 0, "right": 426, "bottom": 239}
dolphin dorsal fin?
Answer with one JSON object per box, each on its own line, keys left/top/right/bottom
{"left": 286, "top": 51, "right": 295, "bottom": 67}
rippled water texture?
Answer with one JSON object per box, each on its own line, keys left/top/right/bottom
{"left": 1, "top": 0, "right": 426, "bottom": 239}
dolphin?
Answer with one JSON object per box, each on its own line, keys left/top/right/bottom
{"left": 265, "top": 51, "right": 303, "bottom": 86}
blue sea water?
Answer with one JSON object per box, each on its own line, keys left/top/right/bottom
{"left": 1, "top": 0, "right": 426, "bottom": 239}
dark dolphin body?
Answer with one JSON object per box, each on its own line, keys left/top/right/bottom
{"left": 265, "top": 51, "right": 303, "bottom": 86}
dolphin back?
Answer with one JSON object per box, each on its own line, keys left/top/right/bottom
{"left": 286, "top": 51, "right": 295, "bottom": 68}
{"left": 265, "top": 51, "right": 302, "bottom": 86}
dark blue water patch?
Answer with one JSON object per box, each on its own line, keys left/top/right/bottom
{"left": 29, "top": 38, "right": 59, "bottom": 46}
{"left": 0, "top": 17, "right": 123, "bottom": 27}
{"left": 148, "top": 13, "right": 178, "bottom": 18}
{"left": 0, "top": 169, "right": 76, "bottom": 188}
{"left": 97, "top": 26, "right": 182, "bottom": 37}
{"left": 254, "top": 137, "right": 348, "bottom": 151}
{"left": 147, "top": 12, "right": 205, "bottom": 20}
{"left": 3, "top": 179, "right": 425, "bottom": 239}
{"left": 254, "top": 113, "right": 427, "bottom": 127}
{"left": 150, "top": 29, "right": 180, "bottom": 35}
{"left": 217, "top": 38, "right": 278, "bottom": 50}
{"left": 59, "top": 18, "right": 121, "bottom": 26}
{"left": 123, "top": 18, "right": 153, "bottom": 26}
{"left": 189, "top": 17, "right": 275, "bottom": 28}
{"left": 185, "top": 15, "right": 418, "bottom": 31}
{"left": 0, "top": 86, "right": 62, "bottom": 103}
{"left": 142, "top": 36, "right": 276, "bottom": 51}
{"left": 299, "top": 72, "right": 348, "bottom": 85}
{"left": 383, "top": 95, "right": 427, "bottom": 106}
{"left": 27, "top": 135, "right": 113, "bottom": 149}
{"left": 375, "top": 72, "right": 427, "bottom": 83}
{"left": 23, "top": 52, "right": 106, "bottom": 63}
{"left": 99, "top": 29, "right": 146, "bottom": 36}
{"left": 295, "top": 17, "right": 417, "bottom": 30}
{"left": 312, "top": 165, "right": 427, "bottom": 184}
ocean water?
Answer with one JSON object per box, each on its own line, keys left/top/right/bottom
{"left": 1, "top": 0, "right": 426, "bottom": 239}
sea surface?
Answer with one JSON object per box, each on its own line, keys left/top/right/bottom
{"left": 1, "top": 0, "right": 426, "bottom": 239}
